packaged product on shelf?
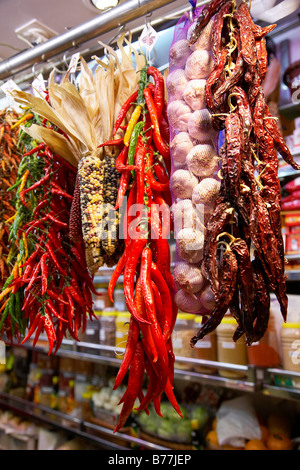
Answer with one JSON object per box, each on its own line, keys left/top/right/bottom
{"left": 57, "top": 357, "right": 76, "bottom": 414}
{"left": 115, "top": 312, "right": 131, "bottom": 360}
{"left": 280, "top": 322, "right": 300, "bottom": 375}
{"left": 247, "top": 311, "right": 281, "bottom": 368}
{"left": 113, "top": 284, "right": 126, "bottom": 311}
{"left": 172, "top": 314, "right": 196, "bottom": 370}
{"left": 216, "top": 317, "right": 248, "bottom": 379}
{"left": 93, "top": 284, "right": 114, "bottom": 311}
{"left": 77, "top": 312, "right": 101, "bottom": 353}
{"left": 98, "top": 310, "right": 117, "bottom": 357}
{"left": 193, "top": 316, "right": 217, "bottom": 374}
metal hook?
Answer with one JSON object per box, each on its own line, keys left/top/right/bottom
{"left": 31, "top": 63, "right": 39, "bottom": 78}
{"left": 145, "top": 11, "right": 152, "bottom": 28}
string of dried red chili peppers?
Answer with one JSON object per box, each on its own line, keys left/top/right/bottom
{"left": 105, "top": 64, "right": 181, "bottom": 433}
{"left": 1, "top": 116, "right": 97, "bottom": 354}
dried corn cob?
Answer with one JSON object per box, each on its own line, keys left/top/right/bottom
{"left": 78, "top": 154, "right": 105, "bottom": 273}
{"left": 101, "top": 153, "right": 121, "bottom": 257}
{"left": 69, "top": 173, "right": 82, "bottom": 244}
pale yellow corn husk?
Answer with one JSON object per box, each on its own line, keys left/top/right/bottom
{"left": 10, "top": 33, "right": 146, "bottom": 273}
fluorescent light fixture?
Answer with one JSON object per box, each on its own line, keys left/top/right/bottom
{"left": 91, "top": 0, "right": 119, "bottom": 10}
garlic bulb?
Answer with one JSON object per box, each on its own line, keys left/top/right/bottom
{"left": 172, "top": 198, "right": 205, "bottom": 234}
{"left": 199, "top": 284, "right": 216, "bottom": 311}
{"left": 188, "top": 109, "right": 217, "bottom": 141}
{"left": 183, "top": 79, "right": 206, "bottom": 111}
{"left": 170, "top": 132, "right": 194, "bottom": 167}
{"left": 167, "top": 100, "right": 192, "bottom": 133}
{"left": 186, "top": 144, "right": 219, "bottom": 177}
{"left": 169, "top": 39, "right": 191, "bottom": 68}
{"left": 170, "top": 169, "right": 198, "bottom": 200}
{"left": 192, "top": 177, "right": 221, "bottom": 213}
{"left": 187, "top": 19, "right": 214, "bottom": 52}
{"left": 177, "top": 227, "right": 204, "bottom": 264}
{"left": 185, "top": 50, "right": 213, "bottom": 80}
{"left": 174, "top": 262, "right": 205, "bottom": 294}
{"left": 175, "top": 289, "right": 203, "bottom": 314}
{"left": 166, "top": 69, "right": 188, "bottom": 101}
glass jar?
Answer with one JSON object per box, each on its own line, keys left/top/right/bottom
{"left": 93, "top": 283, "right": 113, "bottom": 311}
{"left": 78, "top": 313, "right": 101, "bottom": 353}
{"left": 115, "top": 312, "right": 131, "bottom": 360}
{"left": 247, "top": 312, "right": 281, "bottom": 367}
{"left": 114, "top": 284, "right": 126, "bottom": 311}
{"left": 99, "top": 310, "right": 118, "bottom": 356}
{"left": 216, "top": 316, "right": 248, "bottom": 378}
{"left": 172, "top": 313, "right": 196, "bottom": 370}
{"left": 280, "top": 322, "right": 300, "bottom": 373}
{"left": 193, "top": 316, "right": 217, "bottom": 374}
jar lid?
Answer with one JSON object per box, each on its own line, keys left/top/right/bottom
{"left": 282, "top": 322, "right": 300, "bottom": 328}
{"left": 220, "top": 316, "right": 237, "bottom": 325}
{"left": 177, "top": 313, "right": 196, "bottom": 320}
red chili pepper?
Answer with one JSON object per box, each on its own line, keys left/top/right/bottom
{"left": 153, "top": 193, "right": 171, "bottom": 240}
{"left": 22, "top": 144, "right": 46, "bottom": 156}
{"left": 24, "top": 217, "right": 48, "bottom": 237}
{"left": 135, "top": 277, "right": 158, "bottom": 364}
{"left": 46, "top": 300, "right": 68, "bottom": 323}
{"left": 123, "top": 182, "right": 137, "bottom": 247}
{"left": 47, "top": 289, "right": 68, "bottom": 305}
{"left": 25, "top": 260, "right": 41, "bottom": 291}
{"left": 151, "top": 280, "right": 164, "bottom": 327}
{"left": 113, "top": 90, "right": 139, "bottom": 136}
{"left": 33, "top": 199, "right": 48, "bottom": 217}
{"left": 136, "top": 356, "right": 161, "bottom": 413}
{"left": 67, "top": 282, "right": 85, "bottom": 308}
{"left": 21, "top": 313, "right": 41, "bottom": 344}
{"left": 115, "top": 146, "right": 138, "bottom": 173}
{"left": 146, "top": 151, "right": 169, "bottom": 192}
{"left": 113, "top": 340, "right": 145, "bottom": 433}
{"left": 108, "top": 250, "right": 128, "bottom": 302}
{"left": 97, "top": 138, "right": 124, "bottom": 148}
{"left": 47, "top": 213, "right": 68, "bottom": 228}
{"left": 46, "top": 243, "right": 68, "bottom": 276}
{"left": 64, "top": 286, "right": 75, "bottom": 329}
{"left": 140, "top": 248, "right": 169, "bottom": 379}
{"left": 165, "top": 378, "right": 182, "bottom": 418}
{"left": 41, "top": 252, "right": 48, "bottom": 295}
{"left": 135, "top": 142, "right": 147, "bottom": 207}
{"left": 50, "top": 187, "right": 73, "bottom": 200}
{"left": 151, "top": 261, "right": 173, "bottom": 342}
{"left": 20, "top": 172, "right": 51, "bottom": 199}
{"left": 43, "top": 311, "right": 56, "bottom": 355}
{"left": 123, "top": 237, "right": 150, "bottom": 325}
{"left": 113, "top": 316, "right": 139, "bottom": 390}
{"left": 32, "top": 315, "right": 45, "bottom": 348}
{"left": 143, "top": 87, "right": 170, "bottom": 161}
{"left": 147, "top": 66, "right": 165, "bottom": 118}
{"left": 115, "top": 171, "right": 131, "bottom": 210}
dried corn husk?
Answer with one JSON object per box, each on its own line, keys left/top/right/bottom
{"left": 10, "top": 34, "right": 145, "bottom": 274}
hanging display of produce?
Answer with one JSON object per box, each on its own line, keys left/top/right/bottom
{"left": 0, "top": 0, "right": 299, "bottom": 440}
{"left": 167, "top": 0, "right": 300, "bottom": 349}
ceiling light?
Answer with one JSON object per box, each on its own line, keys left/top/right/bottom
{"left": 91, "top": 0, "right": 119, "bottom": 10}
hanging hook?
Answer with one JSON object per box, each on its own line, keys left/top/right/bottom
{"left": 31, "top": 62, "right": 39, "bottom": 79}
{"left": 145, "top": 11, "right": 152, "bottom": 28}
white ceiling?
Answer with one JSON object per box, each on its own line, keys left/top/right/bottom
{"left": 0, "top": 0, "right": 191, "bottom": 62}
{"left": 0, "top": 0, "right": 300, "bottom": 84}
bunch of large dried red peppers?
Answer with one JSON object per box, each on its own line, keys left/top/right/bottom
{"left": 106, "top": 65, "right": 182, "bottom": 432}
{"left": 190, "top": 0, "right": 300, "bottom": 347}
